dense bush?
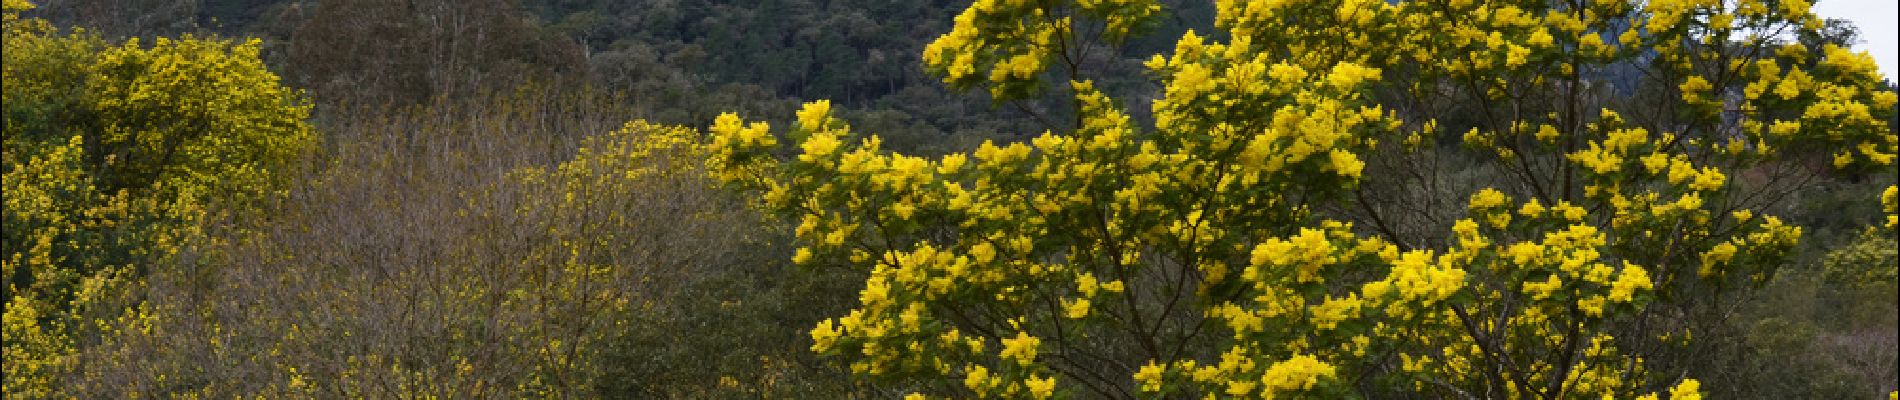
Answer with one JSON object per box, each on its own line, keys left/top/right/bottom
{"left": 707, "top": 0, "right": 1897, "bottom": 398}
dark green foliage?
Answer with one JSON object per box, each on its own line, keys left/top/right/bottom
{"left": 285, "top": 0, "right": 584, "bottom": 104}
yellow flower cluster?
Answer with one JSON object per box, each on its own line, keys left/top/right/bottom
{"left": 1635, "top": 379, "right": 1703, "bottom": 400}
{"left": 1485, "top": 193, "right": 1660, "bottom": 309}
{"left": 1145, "top": 29, "right": 1396, "bottom": 189}
{"left": 1884, "top": 185, "right": 1898, "bottom": 230}
{"left": 706, "top": 113, "right": 778, "bottom": 184}
{"left": 1258, "top": 354, "right": 1337, "bottom": 394}
{"left": 922, "top": 0, "right": 1158, "bottom": 100}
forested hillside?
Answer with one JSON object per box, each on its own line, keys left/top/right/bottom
{"left": 4, "top": 0, "right": 1896, "bottom": 398}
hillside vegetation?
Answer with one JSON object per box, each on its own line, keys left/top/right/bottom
{"left": 4, "top": 0, "right": 1896, "bottom": 398}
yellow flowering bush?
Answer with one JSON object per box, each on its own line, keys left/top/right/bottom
{"left": 84, "top": 35, "right": 316, "bottom": 203}
{"left": 3, "top": 1, "right": 314, "bottom": 396}
{"left": 708, "top": 0, "right": 1893, "bottom": 397}
{"left": 717, "top": 46, "right": 1396, "bottom": 396}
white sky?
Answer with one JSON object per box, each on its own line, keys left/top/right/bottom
{"left": 1811, "top": 0, "right": 1899, "bottom": 80}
